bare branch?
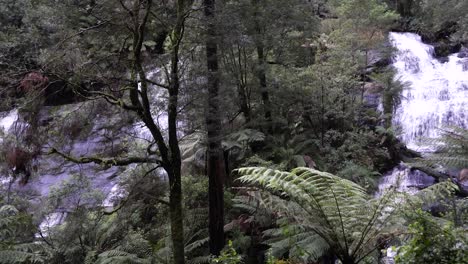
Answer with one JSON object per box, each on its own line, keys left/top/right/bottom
{"left": 145, "top": 78, "right": 170, "bottom": 89}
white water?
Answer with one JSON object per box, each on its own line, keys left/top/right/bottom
{"left": 0, "top": 109, "right": 18, "bottom": 134}
{"left": 377, "top": 33, "right": 468, "bottom": 261}
{"left": 390, "top": 32, "right": 467, "bottom": 151}
{"left": 376, "top": 163, "right": 435, "bottom": 197}
{"left": 37, "top": 212, "right": 67, "bottom": 236}
{"left": 378, "top": 32, "right": 468, "bottom": 197}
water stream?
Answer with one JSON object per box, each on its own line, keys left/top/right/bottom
{"left": 391, "top": 32, "right": 467, "bottom": 151}
{"left": 378, "top": 32, "right": 468, "bottom": 196}
{"left": 378, "top": 32, "right": 468, "bottom": 262}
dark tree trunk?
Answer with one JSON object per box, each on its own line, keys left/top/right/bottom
{"left": 239, "top": 84, "right": 251, "bottom": 123}
{"left": 204, "top": 0, "right": 226, "bottom": 256}
{"left": 256, "top": 44, "right": 271, "bottom": 122}
{"left": 396, "top": 0, "right": 414, "bottom": 17}
{"left": 252, "top": 0, "right": 272, "bottom": 128}
{"left": 167, "top": 1, "right": 186, "bottom": 261}
{"left": 49, "top": 1, "right": 187, "bottom": 264}
{"left": 167, "top": 165, "right": 185, "bottom": 264}
{"left": 340, "top": 256, "right": 357, "bottom": 264}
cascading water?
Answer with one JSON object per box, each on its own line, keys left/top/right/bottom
{"left": 378, "top": 32, "right": 468, "bottom": 197}
{"left": 390, "top": 32, "right": 467, "bottom": 151}
{"left": 0, "top": 68, "right": 174, "bottom": 233}
{"left": 378, "top": 32, "right": 468, "bottom": 263}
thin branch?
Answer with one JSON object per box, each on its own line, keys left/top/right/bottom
{"left": 145, "top": 78, "right": 170, "bottom": 89}
{"left": 56, "top": 20, "right": 112, "bottom": 48}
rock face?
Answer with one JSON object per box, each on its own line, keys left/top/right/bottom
{"left": 363, "top": 82, "right": 383, "bottom": 109}
{"left": 458, "top": 169, "right": 468, "bottom": 195}
{"left": 434, "top": 41, "right": 462, "bottom": 58}
{"left": 457, "top": 46, "right": 468, "bottom": 58}
{"left": 366, "top": 48, "right": 392, "bottom": 73}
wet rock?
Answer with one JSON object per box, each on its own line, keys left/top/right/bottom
{"left": 376, "top": 163, "right": 435, "bottom": 197}
{"left": 366, "top": 49, "right": 392, "bottom": 73}
{"left": 363, "top": 82, "right": 383, "bottom": 109}
{"left": 364, "top": 82, "right": 384, "bottom": 93}
{"left": 457, "top": 168, "right": 468, "bottom": 196}
{"left": 428, "top": 202, "right": 450, "bottom": 217}
{"left": 459, "top": 168, "right": 468, "bottom": 182}
{"left": 434, "top": 41, "right": 461, "bottom": 58}
{"left": 457, "top": 46, "right": 468, "bottom": 58}
{"left": 437, "top": 56, "right": 449, "bottom": 63}
{"left": 458, "top": 59, "right": 468, "bottom": 71}
{"left": 435, "top": 21, "right": 459, "bottom": 40}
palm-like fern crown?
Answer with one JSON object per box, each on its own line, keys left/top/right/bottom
{"left": 421, "top": 126, "right": 468, "bottom": 169}
{"left": 235, "top": 167, "right": 457, "bottom": 263}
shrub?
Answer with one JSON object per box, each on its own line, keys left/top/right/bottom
{"left": 395, "top": 209, "right": 468, "bottom": 264}
{"left": 18, "top": 72, "right": 48, "bottom": 94}
{"left": 4, "top": 147, "right": 34, "bottom": 184}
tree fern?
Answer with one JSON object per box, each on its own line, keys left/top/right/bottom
{"left": 95, "top": 250, "right": 151, "bottom": 264}
{"left": 0, "top": 249, "right": 45, "bottom": 264}
{"left": 235, "top": 167, "right": 409, "bottom": 264}
{"left": 0, "top": 242, "right": 51, "bottom": 264}
{"left": 415, "top": 126, "right": 468, "bottom": 169}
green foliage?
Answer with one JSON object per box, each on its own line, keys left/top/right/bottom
{"left": 94, "top": 232, "right": 153, "bottom": 264}
{"left": 0, "top": 205, "right": 34, "bottom": 248}
{"left": 236, "top": 167, "right": 407, "bottom": 263}
{"left": 337, "top": 162, "right": 380, "bottom": 192}
{"left": 211, "top": 241, "right": 242, "bottom": 264}
{"left": 415, "top": 126, "right": 468, "bottom": 169}
{"left": 371, "top": 69, "right": 408, "bottom": 128}
{"left": 407, "top": 0, "right": 468, "bottom": 42}
{"left": 395, "top": 209, "right": 468, "bottom": 264}
{"left": 0, "top": 203, "right": 46, "bottom": 264}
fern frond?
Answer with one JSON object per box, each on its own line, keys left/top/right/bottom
{"left": 96, "top": 250, "right": 151, "bottom": 264}
{"left": 414, "top": 126, "right": 468, "bottom": 169}
{"left": 188, "top": 255, "right": 212, "bottom": 264}
{"left": 236, "top": 166, "right": 406, "bottom": 263}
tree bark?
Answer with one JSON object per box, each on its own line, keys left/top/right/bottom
{"left": 166, "top": 1, "right": 186, "bottom": 263}
{"left": 256, "top": 44, "right": 271, "bottom": 122}
{"left": 252, "top": 0, "right": 272, "bottom": 128}
{"left": 50, "top": 1, "right": 187, "bottom": 263}
{"left": 204, "top": 0, "right": 226, "bottom": 256}
{"left": 167, "top": 165, "right": 185, "bottom": 264}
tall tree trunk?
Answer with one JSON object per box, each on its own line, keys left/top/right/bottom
{"left": 204, "top": 0, "right": 226, "bottom": 256}
{"left": 168, "top": 55, "right": 184, "bottom": 264}
{"left": 167, "top": 166, "right": 185, "bottom": 264}
{"left": 167, "top": 1, "right": 186, "bottom": 263}
{"left": 256, "top": 44, "right": 271, "bottom": 122}
{"left": 239, "top": 85, "right": 251, "bottom": 123}
{"left": 252, "top": 0, "right": 272, "bottom": 128}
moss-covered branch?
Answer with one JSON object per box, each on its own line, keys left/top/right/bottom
{"left": 48, "top": 148, "right": 162, "bottom": 167}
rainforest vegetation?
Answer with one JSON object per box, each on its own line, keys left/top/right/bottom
{"left": 0, "top": 0, "right": 467, "bottom": 263}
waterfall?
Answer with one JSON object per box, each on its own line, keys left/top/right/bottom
{"left": 378, "top": 33, "right": 467, "bottom": 262}
{"left": 390, "top": 32, "right": 467, "bottom": 151}
{"left": 378, "top": 32, "right": 468, "bottom": 197}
